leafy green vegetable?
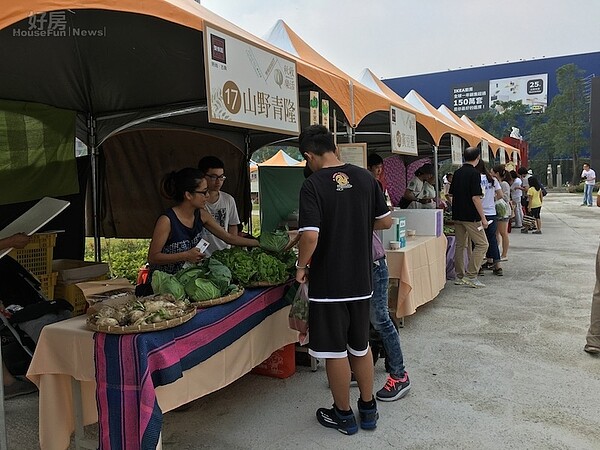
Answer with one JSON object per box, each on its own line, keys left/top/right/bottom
{"left": 151, "top": 270, "right": 186, "bottom": 300}
{"left": 211, "top": 248, "right": 257, "bottom": 284}
{"left": 175, "top": 266, "right": 205, "bottom": 287}
{"left": 185, "top": 278, "right": 221, "bottom": 302}
{"left": 252, "top": 248, "right": 288, "bottom": 284}
{"left": 258, "top": 229, "right": 290, "bottom": 253}
{"left": 207, "top": 258, "right": 233, "bottom": 295}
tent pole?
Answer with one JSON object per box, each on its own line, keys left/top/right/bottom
{"left": 88, "top": 115, "right": 101, "bottom": 262}
{"left": 0, "top": 343, "right": 7, "bottom": 450}
{"left": 434, "top": 145, "right": 440, "bottom": 199}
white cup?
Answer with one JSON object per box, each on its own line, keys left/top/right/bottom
{"left": 389, "top": 241, "right": 400, "bottom": 250}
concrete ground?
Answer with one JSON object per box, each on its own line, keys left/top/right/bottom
{"left": 3, "top": 192, "right": 599, "bottom": 449}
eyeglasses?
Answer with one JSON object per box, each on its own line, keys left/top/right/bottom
{"left": 205, "top": 174, "right": 226, "bottom": 181}
{"left": 194, "top": 189, "right": 210, "bottom": 196}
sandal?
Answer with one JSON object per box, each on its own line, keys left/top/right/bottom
{"left": 493, "top": 268, "right": 503, "bottom": 276}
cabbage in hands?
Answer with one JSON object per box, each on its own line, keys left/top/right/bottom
{"left": 258, "top": 229, "right": 290, "bottom": 253}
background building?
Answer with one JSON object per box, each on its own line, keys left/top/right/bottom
{"left": 384, "top": 52, "right": 600, "bottom": 181}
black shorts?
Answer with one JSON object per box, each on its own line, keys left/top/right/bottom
{"left": 308, "top": 299, "right": 371, "bottom": 359}
{"left": 530, "top": 206, "right": 541, "bottom": 219}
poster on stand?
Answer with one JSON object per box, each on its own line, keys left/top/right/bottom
{"left": 390, "top": 106, "right": 417, "bottom": 155}
{"left": 481, "top": 139, "right": 489, "bottom": 162}
{"left": 338, "top": 143, "right": 367, "bottom": 168}
{"left": 204, "top": 24, "right": 299, "bottom": 135}
{"left": 451, "top": 135, "right": 463, "bottom": 166}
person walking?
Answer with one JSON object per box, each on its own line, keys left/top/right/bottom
{"left": 492, "top": 165, "right": 511, "bottom": 261}
{"left": 526, "top": 176, "right": 544, "bottom": 234}
{"left": 581, "top": 163, "right": 596, "bottom": 207}
{"left": 585, "top": 242, "right": 600, "bottom": 354}
{"left": 510, "top": 170, "right": 523, "bottom": 229}
{"left": 367, "top": 155, "right": 411, "bottom": 402}
{"left": 477, "top": 160, "right": 503, "bottom": 276}
{"left": 296, "top": 125, "right": 392, "bottom": 435}
{"left": 449, "top": 147, "right": 489, "bottom": 288}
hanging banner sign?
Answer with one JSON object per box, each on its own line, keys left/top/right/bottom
{"left": 309, "top": 91, "right": 319, "bottom": 125}
{"left": 205, "top": 24, "right": 299, "bottom": 135}
{"left": 481, "top": 139, "right": 489, "bottom": 162}
{"left": 321, "top": 99, "right": 329, "bottom": 129}
{"left": 499, "top": 147, "right": 506, "bottom": 164}
{"left": 451, "top": 135, "right": 463, "bottom": 166}
{"left": 512, "top": 150, "right": 519, "bottom": 164}
{"left": 390, "top": 106, "right": 417, "bottom": 155}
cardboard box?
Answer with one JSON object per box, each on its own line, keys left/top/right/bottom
{"left": 390, "top": 209, "right": 442, "bottom": 237}
{"left": 76, "top": 278, "right": 135, "bottom": 312}
{"left": 52, "top": 259, "right": 109, "bottom": 283}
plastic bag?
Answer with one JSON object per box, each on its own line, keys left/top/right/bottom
{"left": 288, "top": 282, "right": 309, "bottom": 345}
{"left": 494, "top": 198, "right": 510, "bottom": 219}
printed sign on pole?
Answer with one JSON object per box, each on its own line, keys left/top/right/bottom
{"left": 499, "top": 147, "right": 506, "bottom": 164}
{"left": 451, "top": 135, "right": 463, "bottom": 166}
{"left": 310, "top": 91, "right": 319, "bottom": 125}
{"left": 481, "top": 139, "right": 489, "bottom": 162}
{"left": 390, "top": 106, "right": 417, "bottom": 155}
{"left": 321, "top": 99, "right": 329, "bottom": 129}
{"left": 205, "top": 24, "right": 299, "bottom": 135}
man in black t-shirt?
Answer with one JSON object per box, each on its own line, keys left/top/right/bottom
{"left": 296, "top": 125, "right": 392, "bottom": 435}
{"left": 449, "top": 146, "right": 489, "bottom": 288}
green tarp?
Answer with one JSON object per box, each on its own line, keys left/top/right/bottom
{"left": 0, "top": 100, "right": 78, "bottom": 205}
{"left": 258, "top": 166, "right": 305, "bottom": 232}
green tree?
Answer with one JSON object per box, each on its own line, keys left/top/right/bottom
{"left": 475, "top": 100, "right": 533, "bottom": 140}
{"left": 541, "top": 63, "right": 589, "bottom": 183}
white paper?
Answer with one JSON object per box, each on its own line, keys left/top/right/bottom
{"left": 0, "top": 197, "right": 70, "bottom": 259}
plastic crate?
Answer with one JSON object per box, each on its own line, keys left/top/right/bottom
{"left": 39, "top": 272, "right": 58, "bottom": 300}
{"left": 9, "top": 233, "right": 57, "bottom": 278}
{"left": 251, "top": 344, "right": 296, "bottom": 379}
{"left": 54, "top": 274, "right": 109, "bottom": 316}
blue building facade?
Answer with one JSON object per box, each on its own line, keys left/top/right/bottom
{"left": 384, "top": 52, "right": 600, "bottom": 118}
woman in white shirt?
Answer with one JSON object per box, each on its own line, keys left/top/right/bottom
{"left": 477, "top": 160, "right": 504, "bottom": 276}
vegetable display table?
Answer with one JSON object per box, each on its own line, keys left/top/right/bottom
{"left": 385, "top": 234, "right": 447, "bottom": 318}
{"left": 27, "top": 285, "right": 297, "bottom": 450}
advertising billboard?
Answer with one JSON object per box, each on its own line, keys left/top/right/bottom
{"left": 489, "top": 73, "right": 548, "bottom": 113}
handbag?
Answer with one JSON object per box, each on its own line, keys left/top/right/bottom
{"left": 288, "top": 282, "right": 309, "bottom": 345}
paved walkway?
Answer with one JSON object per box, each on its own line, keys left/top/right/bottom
{"left": 4, "top": 192, "right": 600, "bottom": 449}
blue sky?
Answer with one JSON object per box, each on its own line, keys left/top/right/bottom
{"left": 202, "top": 0, "right": 600, "bottom": 79}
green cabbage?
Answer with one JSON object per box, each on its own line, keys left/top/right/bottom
{"left": 207, "top": 258, "right": 233, "bottom": 295}
{"left": 151, "top": 270, "right": 186, "bottom": 300}
{"left": 258, "top": 229, "right": 290, "bottom": 253}
{"left": 185, "top": 278, "right": 221, "bottom": 302}
{"left": 175, "top": 266, "right": 205, "bottom": 287}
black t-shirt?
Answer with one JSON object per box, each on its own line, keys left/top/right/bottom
{"left": 449, "top": 163, "right": 482, "bottom": 222}
{"left": 298, "top": 164, "right": 390, "bottom": 301}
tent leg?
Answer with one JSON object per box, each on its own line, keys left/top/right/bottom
{"left": 433, "top": 145, "right": 440, "bottom": 197}
{"left": 88, "top": 115, "right": 102, "bottom": 262}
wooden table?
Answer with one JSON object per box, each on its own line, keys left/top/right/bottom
{"left": 385, "top": 234, "right": 447, "bottom": 318}
{"left": 27, "top": 286, "right": 298, "bottom": 450}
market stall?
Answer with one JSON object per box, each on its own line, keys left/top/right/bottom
{"left": 27, "top": 285, "right": 298, "bottom": 450}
